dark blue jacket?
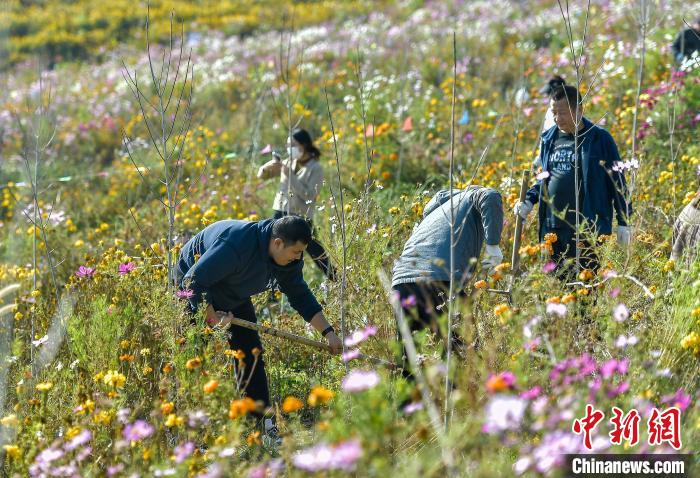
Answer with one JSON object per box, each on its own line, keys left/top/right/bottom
{"left": 177, "top": 219, "right": 322, "bottom": 322}
{"left": 526, "top": 117, "right": 632, "bottom": 240}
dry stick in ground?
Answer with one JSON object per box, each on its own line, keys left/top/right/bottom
{"left": 444, "top": 32, "right": 458, "bottom": 428}
{"left": 377, "top": 270, "right": 456, "bottom": 476}
{"left": 323, "top": 87, "right": 349, "bottom": 370}
{"left": 11, "top": 72, "right": 64, "bottom": 372}
{"left": 557, "top": 0, "right": 592, "bottom": 275}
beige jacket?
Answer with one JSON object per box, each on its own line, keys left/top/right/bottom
{"left": 257, "top": 158, "right": 323, "bottom": 219}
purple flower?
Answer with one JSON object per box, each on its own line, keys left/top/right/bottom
{"left": 107, "top": 464, "right": 125, "bottom": 477}
{"left": 403, "top": 401, "right": 424, "bottom": 415}
{"left": 542, "top": 261, "right": 557, "bottom": 273}
{"left": 344, "top": 326, "right": 377, "bottom": 348}
{"left": 662, "top": 389, "right": 691, "bottom": 411}
{"left": 187, "top": 410, "right": 209, "bottom": 428}
{"left": 176, "top": 289, "right": 194, "bottom": 299}
{"left": 613, "top": 303, "right": 629, "bottom": 322}
{"left": 342, "top": 349, "right": 360, "bottom": 363}
{"left": 341, "top": 369, "right": 380, "bottom": 392}
{"left": 615, "top": 334, "right": 638, "bottom": 348}
{"left": 65, "top": 429, "right": 92, "bottom": 451}
{"left": 400, "top": 294, "right": 417, "bottom": 309}
{"left": 248, "top": 459, "right": 284, "bottom": 478}
{"left": 606, "top": 381, "right": 630, "bottom": 398}
{"left": 173, "top": 442, "right": 195, "bottom": 464}
{"left": 292, "top": 439, "right": 363, "bottom": 472}
{"left": 610, "top": 287, "right": 621, "bottom": 298}
{"left": 520, "top": 386, "right": 541, "bottom": 399}
{"left": 600, "top": 358, "right": 629, "bottom": 379}
{"left": 118, "top": 262, "right": 136, "bottom": 275}
{"left": 482, "top": 395, "right": 526, "bottom": 434}
{"left": 122, "top": 420, "right": 154, "bottom": 442}
{"left": 76, "top": 265, "right": 95, "bottom": 278}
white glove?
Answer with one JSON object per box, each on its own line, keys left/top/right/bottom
{"left": 617, "top": 226, "right": 631, "bottom": 246}
{"left": 482, "top": 244, "right": 503, "bottom": 271}
{"left": 513, "top": 200, "right": 534, "bottom": 219}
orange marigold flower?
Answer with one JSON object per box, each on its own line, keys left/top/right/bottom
{"left": 493, "top": 303, "right": 510, "bottom": 316}
{"left": 246, "top": 431, "right": 261, "bottom": 446}
{"left": 561, "top": 293, "right": 576, "bottom": 304}
{"left": 544, "top": 233, "right": 558, "bottom": 244}
{"left": 282, "top": 396, "right": 304, "bottom": 413}
{"left": 186, "top": 357, "right": 202, "bottom": 370}
{"left": 474, "top": 280, "right": 488, "bottom": 289}
{"left": 203, "top": 380, "right": 219, "bottom": 394}
{"left": 578, "top": 269, "right": 594, "bottom": 281}
{"left": 162, "top": 363, "right": 173, "bottom": 374}
{"left": 494, "top": 262, "right": 511, "bottom": 272}
{"left": 307, "top": 386, "right": 334, "bottom": 407}
{"left": 546, "top": 296, "right": 561, "bottom": 304}
{"left": 160, "top": 402, "right": 174, "bottom": 415}
{"left": 229, "top": 397, "right": 257, "bottom": 419}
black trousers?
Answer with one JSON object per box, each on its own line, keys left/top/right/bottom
{"left": 226, "top": 299, "right": 271, "bottom": 410}
{"left": 392, "top": 281, "right": 465, "bottom": 380}
{"left": 273, "top": 210, "right": 336, "bottom": 280}
{"left": 546, "top": 227, "right": 599, "bottom": 280}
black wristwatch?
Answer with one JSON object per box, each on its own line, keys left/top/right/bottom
{"left": 321, "top": 326, "right": 335, "bottom": 337}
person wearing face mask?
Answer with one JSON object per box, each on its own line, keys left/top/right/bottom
{"left": 513, "top": 85, "right": 633, "bottom": 277}
{"left": 257, "top": 128, "right": 336, "bottom": 281}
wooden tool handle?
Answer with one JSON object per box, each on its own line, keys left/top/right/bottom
{"left": 511, "top": 170, "right": 531, "bottom": 275}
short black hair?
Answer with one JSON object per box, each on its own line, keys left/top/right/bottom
{"left": 271, "top": 215, "right": 312, "bottom": 246}
{"left": 551, "top": 85, "right": 583, "bottom": 112}
{"left": 540, "top": 75, "right": 566, "bottom": 95}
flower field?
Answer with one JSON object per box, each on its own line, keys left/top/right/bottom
{"left": 0, "top": 0, "right": 699, "bottom": 476}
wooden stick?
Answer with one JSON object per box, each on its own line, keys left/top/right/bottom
{"left": 511, "top": 169, "right": 531, "bottom": 279}
{"left": 221, "top": 313, "right": 398, "bottom": 369}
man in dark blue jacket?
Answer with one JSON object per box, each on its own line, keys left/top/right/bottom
{"left": 177, "top": 216, "right": 342, "bottom": 415}
{"left": 514, "top": 85, "right": 633, "bottom": 274}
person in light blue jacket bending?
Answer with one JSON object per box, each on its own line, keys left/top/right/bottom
{"left": 391, "top": 186, "right": 504, "bottom": 376}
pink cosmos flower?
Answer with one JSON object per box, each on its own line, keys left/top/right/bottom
{"left": 75, "top": 265, "right": 95, "bottom": 278}
{"left": 546, "top": 302, "right": 567, "bottom": 317}
{"left": 520, "top": 386, "right": 542, "bottom": 400}
{"left": 342, "top": 349, "right": 360, "bottom": 363}
{"left": 118, "top": 262, "right": 136, "bottom": 275}
{"left": 344, "top": 326, "right": 377, "bottom": 348}
{"left": 292, "top": 439, "right": 363, "bottom": 472}
{"left": 482, "top": 395, "right": 526, "bottom": 433}
{"left": 662, "top": 389, "right": 691, "bottom": 411}
{"left": 403, "top": 401, "right": 423, "bottom": 415}
{"left": 173, "top": 442, "right": 195, "bottom": 464}
{"left": 122, "top": 420, "right": 154, "bottom": 442}
{"left": 341, "top": 370, "right": 380, "bottom": 392}
{"left": 542, "top": 261, "right": 557, "bottom": 273}
{"left": 176, "top": 289, "right": 194, "bottom": 299}
{"left": 400, "top": 295, "right": 417, "bottom": 309}
{"left": 613, "top": 303, "right": 629, "bottom": 322}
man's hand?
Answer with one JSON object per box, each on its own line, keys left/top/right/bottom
{"left": 617, "top": 225, "right": 631, "bottom": 246}
{"left": 325, "top": 332, "right": 343, "bottom": 354}
{"left": 205, "top": 305, "right": 234, "bottom": 328}
{"left": 513, "top": 200, "right": 534, "bottom": 219}
{"left": 481, "top": 244, "right": 504, "bottom": 271}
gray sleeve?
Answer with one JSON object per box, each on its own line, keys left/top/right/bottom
{"left": 477, "top": 188, "right": 504, "bottom": 246}
{"left": 423, "top": 190, "right": 452, "bottom": 218}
